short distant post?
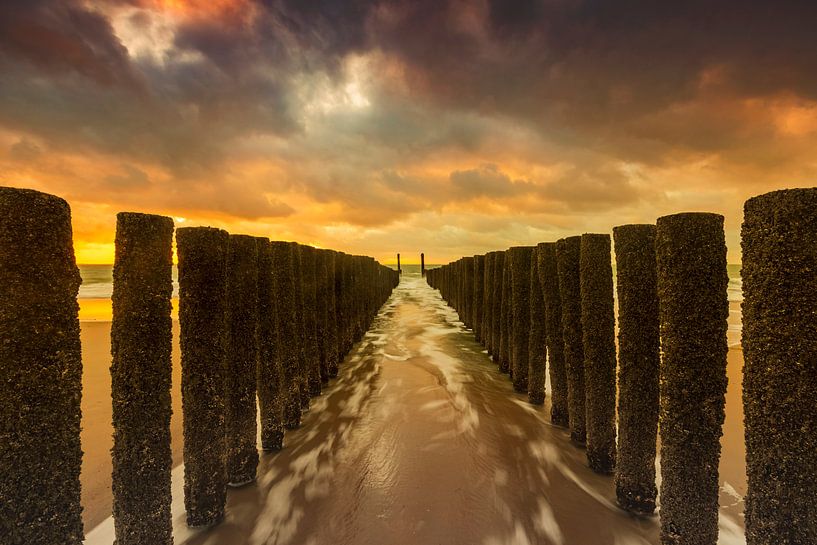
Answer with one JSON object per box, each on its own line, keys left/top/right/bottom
{"left": 557, "top": 236, "right": 586, "bottom": 445}
{"left": 0, "top": 188, "right": 84, "bottom": 544}
{"left": 613, "top": 224, "right": 659, "bottom": 514}
{"left": 656, "top": 213, "right": 728, "bottom": 545}
{"left": 742, "top": 189, "right": 817, "bottom": 544}
{"left": 177, "top": 226, "right": 230, "bottom": 527}
{"left": 537, "top": 243, "right": 569, "bottom": 427}
{"left": 528, "top": 254, "right": 546, "bottom": 405}
{"left": 509, "top": 246, "right": 533, "bottom": 393}
{"left": 421, "top": 252, "right": 425, "bottom": 276}
{"left": 224, "top": 235, "right": 260, "bottom": 485}
{"left": 111, "top": 212, "right": 174, "bottom": 544}
{"left": 579, "top": 233, "right": 617, "bottom": 474}
{"left": 256, "top": 238, "right": 285, "bottom": 451}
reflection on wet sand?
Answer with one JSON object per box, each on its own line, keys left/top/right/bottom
{"left": 86, "top": 273, "right": 746, "bottom": 545}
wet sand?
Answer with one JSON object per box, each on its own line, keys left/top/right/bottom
{"left": 84, "top": 275, "right": 746, "bottom": 544}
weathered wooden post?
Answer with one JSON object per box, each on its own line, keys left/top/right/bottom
{"left": 291, "top": 243, "right": 310, "bottom": 410}
{"left": 177, "top": 226, "right": 229, "bottom": 527}
{"left": 492, "top": 251, "right": 505, "bottom": 364}
{"left": 397, "top": 253, "right": 401, "bottom": 275}
{"left": 224, "top": 234, "right": 260, "bottom": 486}
{"left": 300, "top": 245, "right": 322, "bottom": 397}
{"left": 473, "top": 255, "right": 484, "bottom": 343}
{"left": 110, "top": 212, "right": 174, "bottom": 544}
{"left": 613, "top": 224, "right": 659, "bottom": 514}
{"left": 742, "top": 189, "right": 817, "bottom": 545}
{"left": 537, "top": 242, "right": 569, "bottom": 427}
{"left": 499, "top": 251, "right": 513, "bottom": 374}
{"left": 0, "top": 188, "right": 84, "bottom": 544}
{"left": 316, "top": 249, "right": 330, "bottom": 383}
{"left": 528, "top": 253, "right": 546, "bottom": 405}
{"left": 509, "top": 246, "right": 533, "bottom": 393}
{"left": 482, "top": 252, "right": 494, "bottom": 353}
{"left": 463, "top": 256, "right": 474, "bottom": 329}
{"left": 421, "top": 252, "right": 425, "bottom": 276}
{"left": 272, "top": 242, "right": 302, "bottom": 429}
{"left": 579, "top": 233, "right": 617, "bottom": 474}
{"left": 656, "top": 213, "right": 728, "bottom": 545}
{"left": 256, "top": 238, "right": 285, "bottom": 451}
{"left": 557, "top": 236, "right": 586, "bottom": 445}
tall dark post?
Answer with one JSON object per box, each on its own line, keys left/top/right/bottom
{"left": 656, "top": 213, "right": 728, "bottom": 545}
{"left": 300, "top": 245, "right": 322, "bottom": 397}
{"left": 482, "top": 252, "right": 494, "bottom": 354}
{"left": 110, "top": 212, "right": 174, "bottom": 544}
{"left": 291, "top": 243, "right": 310, "bottom": 410}
{"left": 397, "top": 253, "right": 401, "bottom": 275}
{"left": 537, "top": 243, "right": 569, "bottom": 427}
{"left": 557, "top": 236, "right": 586, "bottom": 445}
{"left": 177, "top": 226, "right": 229, "bottom": 527}
{"left": 256, "top": 238, "right": 285, "bottom": 451}
{"left": 272, "top": 242, "right": 302, "bottom": 429}
{"left": 326, "top": 250, "right": 340, "bottom": 378}
{"left": 492, "top": 252, "right": 505, "bottom": 365}
{"left": 528, "top": 253, "right": 546, "bottom": 405}
{"left": 499, "top": 251, "right": 513, "bottom": 374}
{"left": 473, "top": 255, "right": 484, "bottom": 343}
{"left": 742, "top": 189, "right": 817, "bottom": 545}
{"left": 510, "top": 246, "right": 533, "bottom": 393}
{"left": 579, "top": 233, "right": 617, "bottom": 474}
{"left": 613, "top": 224, "right": 659, "bottom": 514}
{"left": 0, "top": 188, "right": 84, "bottom": 544}
{"left": 463, "top": 256, "right": 474, "bottom": 329}
{"left": 421, "top": 252, "right": 425, "bottom": 276}
{"left": 224, "top": 235, "right": 260, "bottom": 486}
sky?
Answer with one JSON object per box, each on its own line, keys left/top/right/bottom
{"left": 1, "top": 0, "right": 816, "bottom": 264}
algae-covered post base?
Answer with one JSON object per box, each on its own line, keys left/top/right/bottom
{"left": 613, "top": 224, "right": 659, "bottom": 515}
{"left": 256, "top": 238, "right": 285, "bottom": 452}
{"left": 0, "top": 187, "right": 84, "bottom": 545}
{"left": 579, "top": 233, "right": 617, "bottom": 475}
{"left": 111, "top": 212, "right": 174, "bottom": 545}
{"left": 742, "top": 189, "right": 817, "bottom": 545}
{"left": 528, "top": 253, "right": 546, "bottom": 405}
{"left": 537, "top": 242, "right": 569, "bottom": 427}
{"left": 224, "top": 235, "right": 260, "bottom": 486}
{"left": 557, "top": 236, "right": 586, "bottom": 446}
{"left": 656, "top": 213, "right": 728, "bottom": 545}
{"left": 177, "top": 226, "right": 230, "bottom": 527}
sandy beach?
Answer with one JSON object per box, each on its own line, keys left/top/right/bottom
{"left": 82, "top": 275, "right": 746, "bottom": 543}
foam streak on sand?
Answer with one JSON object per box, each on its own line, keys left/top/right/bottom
{"left": 85, "top": 273, "right": 745, "bottom": 545}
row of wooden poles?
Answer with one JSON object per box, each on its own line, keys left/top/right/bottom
{"left": 426, "top": 188, "right": 816, "bottom": 545}
{"left": 0, "top": 187, "right": 399, "bottom": 545}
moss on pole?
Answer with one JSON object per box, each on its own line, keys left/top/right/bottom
{"left": 271, "top": 241, "right": 302, "bottom": 429}
{"left": 557, "top": 236, "right": 586, "bottom": 446}
{"left": 528, "top": 253, "right": 546, "bottom": 405}
{"left": 579, "top": 233, "right": 617, "bottom": 474}
{"left": 742, "top": 189, "right": 817, "bottom": 545}
{"left": 256, "top": 238, "right": 285, "bottom": 451}
{"left": 510, "top": 246, "right": 533, "bottom": 392}
{"left": 0, "top": 187, "right": 84, "bottom": 544}
{"left": 537, "top": 242, "right": 569, "bottom": 427}
{"left": 300, "top": 245, "right": 322, "bottom": 397}
{"left": 656, "top": 213, "right": 728, "bottom": 545}
{"left": 613, "top": 224, "right": 659, "bottom": 514}
{"left": 177, "top": 226, "right": 229, "bottom": 527}
{"left": 499, "top": 251, "right": 513, "bottom": 374}
{"left": 492, "top": 251, "right": 505, "bottom": 365}
{"left": 482, "top": 252, "right": 494, "bottom": 354}
{"left": 110, "top": 212, "right": 174, "bottom": 544}
{"left": 224, "top": 235, "right": 260, "bottom": 486}
{"left": 473, "top": 255, "right": 484, "bottom": 343}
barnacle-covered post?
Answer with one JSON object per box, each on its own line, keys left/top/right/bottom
{"left": 300, "top": 245, "right": 322, "bottom": 397}
{"left": 492, "top": 251, "right": 505, "bottom": 363}
{"left": 111, "top": 212, "right": 174, "bottom": 544}
{"left": 482, "top": 252, "right": 494, "bottom": 353}
{"left": 557, "top": 236, "right": 586, "bottom": 445}
{"left": 177, "top": 226, "right": 229, "bottom": 527}
{"left": 509, "top": 246, "right": 533, "bottom": 393}
{"left": 224, "top": 234, "right": 260, "bottom": 485}
{"left": 0, "top": 188, "right": 84, "bottom": 544}
{"left": 528, "top": 252, "right": 546, "bottom": 405}
{"left": 272, "top": 241, "right": 302, "bottom": 429}
{"left": 579, "top": 233, "right": 617, "bottom": 474}
{"left": 473, "top": 255, "right": 484, "bottom": 343}
{"left": 742, "top": 189, "right": 817, "bottom": 545}
{"left": 256, "top": 238, "right": 285, "bottom": 450}
{"left": 656, "top": 213, "right": 728, "bottom": 545}
{"left": 499, "top": 250, "right": 513, "bottom": 374}
{"left": 537, "top": 242, "right": 569, "bottom": 427}
{"left": 613, "top": 224, "right": 659, "bottom": 514}
{"left": 290, "top": 243, "right": 310, "bottom": 410}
